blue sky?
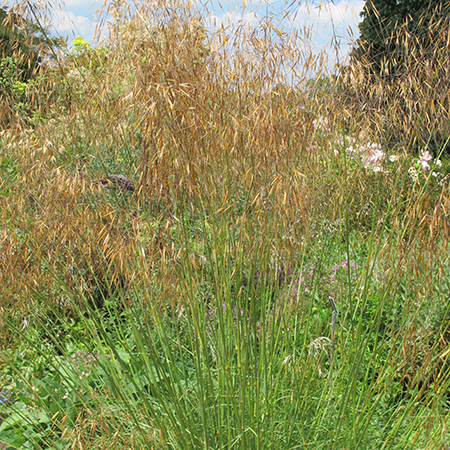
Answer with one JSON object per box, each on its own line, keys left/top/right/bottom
{"left": 2, "top": 0, "right": 365, "bottom": 61}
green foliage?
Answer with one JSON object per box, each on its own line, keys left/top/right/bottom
{"left": 0, "top": 345, "right": 102, "bottom": 449}
{"left": 343, "top": 1, "right": 450, "bottom": 154}
{"left": 72, "top": 35, "right": 91, "bottom": 52}
{"left": 352, "top": 0, "right": 450, "bottom": 76}
{"left": 0, "top": 6, "right": 62, "bottom": 81}
{"left": 0, "top": 6, "right": 64, "bottom": 126}
{"left": 0, "top": 56, "right": 21, "bottom": 90}
{"left": 0, "top": 56, "right": 28, "bottom": 101}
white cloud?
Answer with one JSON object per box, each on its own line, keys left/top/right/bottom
{"left": 205, "top": 0, "right": 364, "bottom": 59}
{"left": 289, "top": 1, "right": 364, "bottom": 37}
{"left": 291, "top": 3, "right": 355, "bottom": 27}
{"left": 51, "top": 9, "right": 107, "bottom": 45}
{"left": 284, "top": 0, "right": 364, "bottom": 65}
{"left": 62, "top": 0, "right": 102, "bottom": 10}
{"left": 205, "top": 10, "right": 260, "bottom": 31}
{"left": 201, "top": 1, "right": 365, "bottom": 79}
{"left": 53, "top": 10, "right": 92, "bottom": 34}
{"left": 1, "top": 0, "right": 108, "bottom": 45}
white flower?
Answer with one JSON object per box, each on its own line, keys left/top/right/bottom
{"left": 389, "top": 154, "right": 400, "bottom": 162}
{"left": 408, "top": 166, "right": 418, "bottom": 181}
{"left": 369, "top": 149, "right": 385, "bottom": 163}
{"left": 362, "top": 146, "right": 385, "bottom": 172}
{"left": 436, "top": 159, "right": 442, "bottom": 167}
{"left": 419, "top": 160, "right": 430, "bottom": 171}
{"left": 313, "top": 117, "right": 329, "bottom": 130}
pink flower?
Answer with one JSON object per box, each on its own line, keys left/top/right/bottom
{"left": 420, "top": 151, "right": 432, "bottom": 162}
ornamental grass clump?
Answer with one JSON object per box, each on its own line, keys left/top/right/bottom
{"left": 1, "top": 0, "right": 450, "bottom": 448}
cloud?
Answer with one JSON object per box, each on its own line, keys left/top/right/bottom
{"left": 2, "top": 0, "right": 364, "bottom": 59}
{"left": 289, "top": 1, "right": 364, "bottom": 37}
{"left": 62, "top": 0, "right": 102, "bottom": 10}
{"left": 204, "top": 10, "right": 260, "bottom": 31}
{"left": 284, "top": 1, "right": 364, "bottom": 63}
{"left": 205, "top": 0, "right": 364, "bottom": 54}
{"left": 51, "top": 9, "right": 106, "bottom": 45}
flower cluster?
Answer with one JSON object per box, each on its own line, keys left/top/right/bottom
{"left": 361, "top": 145, "right": 385, "bottom": 172}
{"left": 330, "top": 259, "right": 356, "bottom": 280}
{"left": 345, "top": 140, "right": 386, "bottom": 172}
{"left": 64, "top": 350, "right": 99, "bottom": 377}
{"left": 407, "top": 150, "right": 442, "bottom": 182}
{"left": 332, "top": 135, "right": 386, "bottom": 173}
{"left": 313, "top": 116, "right": 446, "bottom": 180}
{"left": 0, "top": 389, "right": 15, "bottom": 405}
{"left": 313, "top": 116, "right": 330, "bottom": 132}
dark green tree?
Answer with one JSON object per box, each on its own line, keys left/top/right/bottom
{"left": 0, "top": 6, "right": 64, "bottom": 126}
{"left": 0, "top": 6, "right": 62, "bottom": 82}
{"left": 351, "top": 0, "right": 450, "bottom": 75}
{"left": 344, "top": 0, "right": 450, "bottom": 155}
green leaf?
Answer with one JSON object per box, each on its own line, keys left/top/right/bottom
{"left": 0, "top": 429, "right": 26, "bottom": 449}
